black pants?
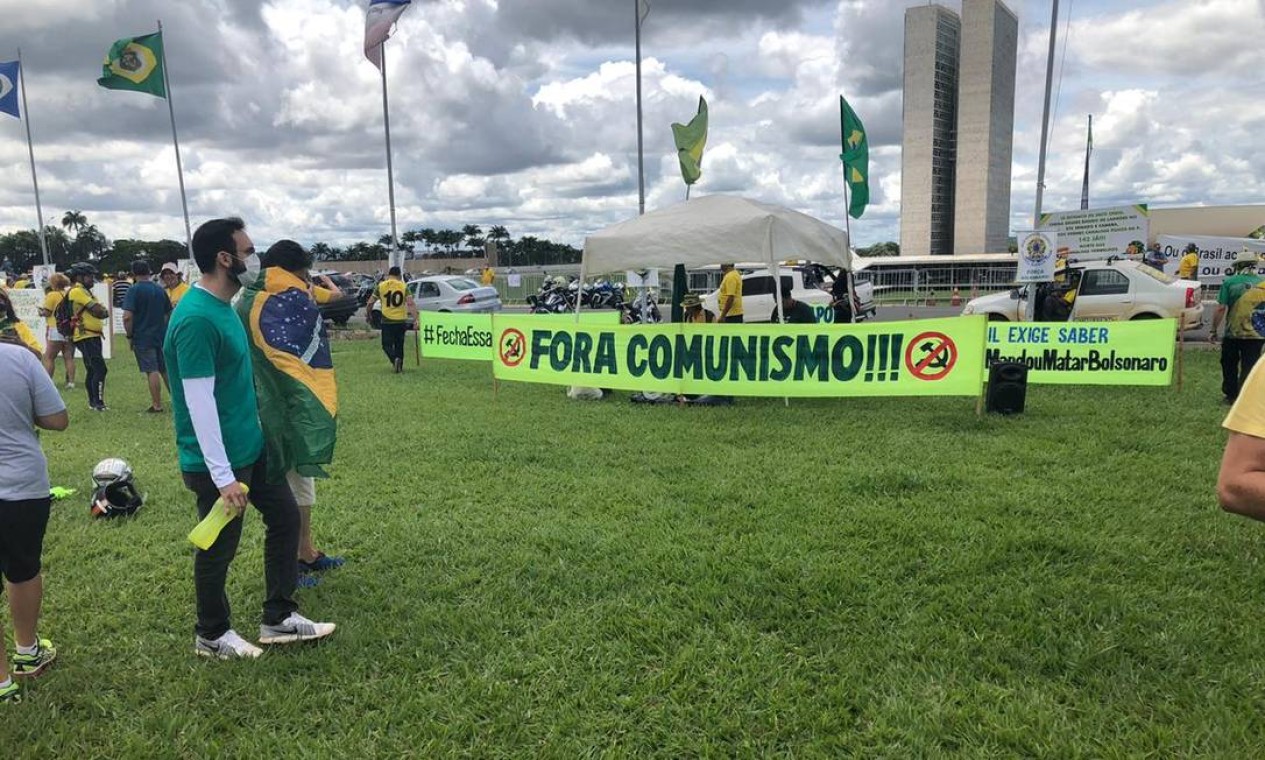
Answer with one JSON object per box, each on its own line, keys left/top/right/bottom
{"left": 1221, "top": 338, "right": 1264, "bottom": 401}
{"left": 182, "top": 456, "right": 299, "bottom": 640}
{"left": 381, "top": 322, "right": 407, "bottom": 363}
{"left": 723, "top": 315, "right": 743, "bottom": 324}
{"left": 0, "top": 497, "right": 51, "bottom": 584}
{"left": 77, "top": 337, "right": 107, "bottom": 407}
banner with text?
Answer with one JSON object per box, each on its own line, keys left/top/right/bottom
{"left": 419, "top": 311, "right": 621, "bottom": 361}
{"left": 985, "top": 319, "right": 1176, "bottom": 386}
{"left": 1158, "top": 234, "right": 1265, "bottom": 286}
{"left": 491, "top": 316, "right": 989, "bottom": 397}
{"left": 1039, "top": 205, "right": 1150, "bottom": 257}
{"left": 8, "top": 284, "right": 115, "bottom": 359}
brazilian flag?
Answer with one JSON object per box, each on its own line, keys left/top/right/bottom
{"left": 98, "top": 32, "right": 166, "bottom": 99}
{"left": 236, "top": 268, "right": 338, "bottom": 484}
{"left": 839, "top": 95, "right": 869, "bottom": 219}
{"left": 671, "top": 96, "right": 708, "bottom": 186}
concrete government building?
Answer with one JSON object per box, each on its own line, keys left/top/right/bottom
{"left": 901, "top": 0, "right": 1018, "bottom": 257}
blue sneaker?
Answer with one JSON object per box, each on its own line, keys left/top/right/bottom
{"left": 298, "top": 554, "right": 345, "bottom": 573}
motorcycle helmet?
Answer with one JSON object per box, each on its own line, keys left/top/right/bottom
{"left": 90, "top": 458, "right": 144, "bottom": 518}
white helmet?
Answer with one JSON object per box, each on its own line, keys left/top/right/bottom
{"left": 92, "top": 458, "right": 133, "bottom": 487}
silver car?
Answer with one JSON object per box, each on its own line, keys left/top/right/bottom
{"left": 406, "top": 275, "right": 502, "bottom": 313}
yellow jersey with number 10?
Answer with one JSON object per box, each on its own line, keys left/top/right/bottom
{"left": 376, "top": 279, "right": 409, "bottom": 322}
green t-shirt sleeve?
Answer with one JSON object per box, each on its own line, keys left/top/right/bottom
{"left": 1218, "top": 282, "right": 1232, "bottom": 306}
{"left": 172, "top": 316, "right": 220, "bottom": 380}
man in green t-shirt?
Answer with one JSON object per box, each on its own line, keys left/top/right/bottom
{"left": 1212, "top": 249, "right": 1265, "bottom": 403}
{"left": 165, "top": 217, "right": 336, "bottom": 660}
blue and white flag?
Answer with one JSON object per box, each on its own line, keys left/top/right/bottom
{"left": 0, "top": 61, "right": 19, "bottom": 120}
{"left": 364, "top": 0, "right": 411, "bottom": 70}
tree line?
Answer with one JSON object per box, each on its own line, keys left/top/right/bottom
{"left": 0, "top": 215, "right": 582, "bottom": 274}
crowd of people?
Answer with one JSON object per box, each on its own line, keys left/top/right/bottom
{"left": 0, "top": 217, "right": 354, "bottom": 701}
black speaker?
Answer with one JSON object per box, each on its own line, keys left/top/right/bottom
{"left": 986, "top": 361, "right": 1028, "bottom": 415}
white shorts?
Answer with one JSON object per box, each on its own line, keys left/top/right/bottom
{"left": 46, "top": 325, "right": 68, "bottom": 344}
{"left": 285, "top": 470, "right": 316, "bottom": 507}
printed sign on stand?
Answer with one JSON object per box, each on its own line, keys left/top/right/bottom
{"left": 1016, "top": 231, "right": 1058, "bottom": 283}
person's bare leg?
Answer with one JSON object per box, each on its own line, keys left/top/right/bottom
{"left": 8, "top": 576, "right": 42, "bottom": 649}
{"left": 147, "top": 371, "right": 163, "bottom": 410}
{"left": 42, "top": 343, "right": 55, "bottom": 376}
{"left": 61, "top": 343, "right": 76, "bottom": 385}
{"left": 0, "top": 627, "right": 8, "bottom": 682}
{"left": 297, "top": 505, "right": 320, "bottom": 563}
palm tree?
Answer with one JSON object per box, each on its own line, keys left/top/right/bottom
{"left": 61, "top": 210, "right": 87, "bottom": 236}
{"left": 310, "top": 242, "right": 332, "bottom": 262}
{"left": 487, "top": 225, "right": 511, "bottom": 246}
{"left": 462, "top": 224, "right": 484, "bottom": 255}
{"left": 419, "top": 228, "right": 437, "bottom": 256}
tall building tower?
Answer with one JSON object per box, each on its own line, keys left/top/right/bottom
{"left": 953, "top": 0, "right": 1018, "bottom": 255}
{"left": 900, "top": 4, "right": 961, "bottom": 258}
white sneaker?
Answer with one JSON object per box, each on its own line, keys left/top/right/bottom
{"left": 258, "top": 613, "right": 336, "bottom": 645}
{"left": 65, "top": 382, "right": 75, "bottom": 389}
{"left": 195, "top": 630, "right": 264, "bottom": 660}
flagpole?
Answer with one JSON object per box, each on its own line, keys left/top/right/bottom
{"left": 1030, "top": 0, "right": 1059, "bottom": 321}
{"left": 1079, "top": 113, "right": 1092, "bottom": 210}
{"left": 156, "top": 20, "right": 193, "bottom": 259}
{"left": 380, "top": 40, "right": 401, "bottom": 269}
{"left": 842, "top": 167, "right": 858, "bottom": 324}
{"left": 634, "top": 0, "right": 646, "bottom": 216}
{"left": 16, "top": 48, "right": 48, "bottom": 265}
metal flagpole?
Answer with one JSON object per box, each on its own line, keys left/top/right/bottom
{"left": 1030, "top": 0, "right": 1060, "bottom": 321}
{"left": 380, "top": 40, "right": 401, "bottom": 269}
{"left": 156, "top": 21, "right": 194, "bottom": 259}
{"left": 634, "top": 0, "right": 646, "bottom": 216}
{"left": 16, "top": 48, "right": 49, "bottom": 265}
{"left": 842, "top": 178, "right": 859, "bottom": 324}
{"left": 1079, "top": 114, "right": 1092, "bottom": 210}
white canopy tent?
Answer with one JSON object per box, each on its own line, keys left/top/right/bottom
{"left": 580, "top": 194, "right": 855, "bottom": 324}
{"left": 583, "top": 195, "right": 852, "bottom": 273}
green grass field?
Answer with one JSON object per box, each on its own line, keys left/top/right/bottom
{"left": 6, "top": 339, "right": 1264, "bottom": 756}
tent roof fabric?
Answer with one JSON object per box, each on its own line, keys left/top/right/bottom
{"left": 582, "top": 195, "right": 852, "bottom": 273}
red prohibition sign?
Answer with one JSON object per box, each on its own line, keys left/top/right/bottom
{"left": 904, "top": 331, "right": 958, "bottom": 381}
{"left": 499, "top": 329, "right": 527, "bottom": 367}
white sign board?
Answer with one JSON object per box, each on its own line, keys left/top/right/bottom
{"left": 32, "top": 265, "right": 56, "bottom": 290}
{"left": 1038, "top": 204, "right": 1150, "bottom": 257}
{"left": 507, "top": 273, "right": 522, "bottom": 288}
{"left": 8, "top": 284, "right": 113, "bottom": 359}
{"left": 1158, "top": 234, "right": 1265, "bottom": 285}
{"left": 1016, "top": 231, "right": 1058, "bottom": 283}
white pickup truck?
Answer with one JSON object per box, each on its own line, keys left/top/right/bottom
{"left": 701, "top": 265, "right": 876, "bottom": 323}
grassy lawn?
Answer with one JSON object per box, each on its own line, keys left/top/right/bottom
{"left": 7, "top": 338, "right": 1263, "bottom": 756}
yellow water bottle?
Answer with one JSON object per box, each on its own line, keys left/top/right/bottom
{"left": 187, "top": 483, "right": 250, "bottom": 550}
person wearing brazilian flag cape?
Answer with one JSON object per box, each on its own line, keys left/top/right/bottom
{"left": 236, "top": 240, "right": 345, "bottom": 585}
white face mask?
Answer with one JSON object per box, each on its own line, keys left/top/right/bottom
{"left": 232, "top": 253, "right": 262, "bottom": 288}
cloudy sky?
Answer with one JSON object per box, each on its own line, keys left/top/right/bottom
{"left": 0, "top": 0, "right": 1263, "bottom": 251}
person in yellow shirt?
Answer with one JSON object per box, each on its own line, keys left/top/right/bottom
{"left": 38, "top": 273, "right": 75, "bottom": 388}
{"left": 1178, "top": 243, "right": 1201, "bottom": 281}
{"left": 364, "top": 266, "right": 415, "bottom": 373}
{"left": 717, "top": 263, "right": 744, "bottom": 323}
{"left": 0, "top": 289, "right": 42, "bottom": 357}
{"left": 67, "top": 265, "right": 110, "bottom": 411}
{"left": 13, "top": 276, "right": 30, "bottom": 290}
{"left": 161, "top": 262, "right": 191, "bottom": 306}
{"left": 1218, "top": 361, "right": 1265, "bottom": 524}
{"left": 481, "top": 266, "right": 495, "bottom": 287}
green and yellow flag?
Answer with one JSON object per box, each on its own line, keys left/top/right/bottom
{"left": 839, "top": 95, "right": 869, "bottom": 219}
{"left": 98, "top": 32, "right": 166, "bottom": 98}
{"left": 671, "top": 96, "right": 708, "bottom": 186}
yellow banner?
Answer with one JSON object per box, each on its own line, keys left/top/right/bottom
{"left": 491, "top": 316, "right": 989, "bottom": 397}
{"left": 985, "top": 320, "right": 1176, "bottom": 385}
{"left": 419, "top": 311, "right": 620, "bottom": 361}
